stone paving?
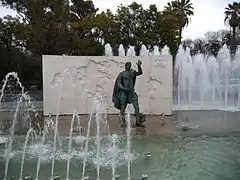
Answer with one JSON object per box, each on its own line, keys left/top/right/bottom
{"left": 1, "top": 103, "right": 240, "bottom": 136}
{"left": 50, "top": 110, "right": 240, "bottom": 136}
{"left": 0, "top": 101, "right": 43, "bottom": 112}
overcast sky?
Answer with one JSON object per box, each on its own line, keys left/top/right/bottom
{"left": 0, "top": 0, "right": 235, "bottom": 39}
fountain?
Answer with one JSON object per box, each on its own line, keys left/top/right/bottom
{"left": 65, "top": 111, "right": 78, "bottom": 180}
{"left": 81, "top": 113, "right": 92, "bottom": 180}
{"left": 1, "top": 44, "right": 240, "bottom": 180}
{"left": 111, "top": 134, "right": 117, "bottom": 180}
{"left": 173, "top": 44, "right": 240, "bottom": 111}
{"left": 139, "top": 45, "right": 149, "bottom": 56}
{"left": 0, "top": 72, "right": 24, "bottom": 104}
{"left": 152, "top": 46, "right": 160, "bottom": 56}
{"left": 0, "top": 72, "right": 41, "bottom": 180}
{"left": 35, "top": 126, "right": 47, "bottom": 180}
{"left": 104, "top": 44, "right": 113, "bottom": 56}
{"left": 0, "top": 70, "right": 136, "bottom": 180}
{"left": 161, "top": 45, "right": 170, "bottom": 56}
{"left": 126, "top": 112, "right": 131, "bottom": 180}
{"left": 50, "top": 69, "right": 65, "bottom": 180}
{"left": 127, "top": 46, "right": 136, "bottom": 56}
{"left": 106, "top": 43, "right": 167, "bottom": 57}
{"left": 118, "top": 44, "right": 125, "bottom": 56}
{"left": 94, "top": 94, "right": 102, "bottom": 180}
{"left": 19, "top": 128, "right": 34, "bottom": 180}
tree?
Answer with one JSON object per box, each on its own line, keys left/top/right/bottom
{"left": 181, "top": 29, "right": 240, "bottom": 58}
{"left": 165, "top": 0, "right": 194, "bottom": 45}
{"left": 70, "top": 0, "right": 98, "bottom": 20}
{"left": 113, "top": 2, "right": 143, "bottom": 52}
{"left": 0, "top": 16, "right": 25, "bottom": 83}
{"left": 0, "top": 0, "right": 104, "bottom": 56}
{"left": 224, "top": 2, "right": 240, "bottom": 56}
{"left": 101, "top": 2, "right": 180, "bottom": 56}
{"left": 140, "top": 4, "right": 166, "bottom": 51}
{"left": 0, "top": 0, "right": 104, "bottom": 88}
{"left": 0, "top": 0, "right": 193, "bottom": 88}
{"left": 1, "top": 0, "right": 69, "bottom": 54}
{"left": 204, "top": 31, "right": 222, "bottom": 57}
{"left": 161, "top": 7, "right": 179, "bottom": 58}
{"left": 92, "top": 10, "right": 120, "bottom": 55}
{"left": 182, "top": 38, "right": 193, "bottom": 50}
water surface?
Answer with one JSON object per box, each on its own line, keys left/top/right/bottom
{"left": 0, "top": 134, "right": 240, "bottom": 180}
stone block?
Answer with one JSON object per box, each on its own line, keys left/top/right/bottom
{"left": 42, "top": 55, "right": 173, "bottom": 116}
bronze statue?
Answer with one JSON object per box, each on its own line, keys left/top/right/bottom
{"left": 112, "top": 60, "right": 145, "bottom": 128}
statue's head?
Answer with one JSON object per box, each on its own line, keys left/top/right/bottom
{"left": 125, "top": 62, "right": 131, "bottom": 70}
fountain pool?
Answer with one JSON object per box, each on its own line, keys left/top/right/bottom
{"left": 1, "top": 43, "right": 240, "bottom": 179}
{"left": 0, "top": 134, "right": 240, "bottom": 180}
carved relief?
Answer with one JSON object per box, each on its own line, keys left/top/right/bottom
{"left": 153, "top": 58, "right": 167, "bottom": 68}
{"left": 44, "top": 55, "right": 172, "bottom": 115}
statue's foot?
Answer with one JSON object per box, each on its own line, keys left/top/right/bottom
{"left": 136, "top": 123, "right": 145, "bottom": 128}
{"left": 140, "top": 119, "right": 145, "bottom": 124}
{"left": 139, "top": 113, "right": 146, "bottom": 124}
{"left": 120, "top": 123, "right": 127, "bottom": 128}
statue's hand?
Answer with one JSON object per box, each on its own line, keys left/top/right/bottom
{"left": 136, "top": 60, "right": 142, "bottom": 66}
{"left": 126, "top": 87, "right": 134, "bottom": 92}
{"left": 123, "top": 87, "right": 133, "bottom": 92}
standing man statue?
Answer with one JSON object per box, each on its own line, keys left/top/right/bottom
{"left": 112, "top": 60, "right": 145, "bottom": 128}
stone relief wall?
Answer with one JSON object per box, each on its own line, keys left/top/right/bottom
{"left": 42, "top": 55, "right": 172, "bottom": 116}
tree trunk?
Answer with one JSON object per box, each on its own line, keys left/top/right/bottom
{"left": 230, "top": 27, "right": 237, "bottom": 59}
{"left": 178, "top": 27, "right": 182, "bottom": 47}
{"left": 233, "top": 27, "right": 236, "bottom": 40}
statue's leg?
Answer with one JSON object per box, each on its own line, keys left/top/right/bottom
{"left": 118, "top": 92, "right": 127, "bottom": 128}
{"left": 120, "top": 104, "right": 127, "bottom": 128}
{"left": 132, "top": 94, "right": 144, "bottom": 127}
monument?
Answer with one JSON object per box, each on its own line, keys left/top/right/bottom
{"left": 42, "top": 55, "right": 173, "bottom": 116}
{"left": 112, "top": 60, "right": 145, "bottom": 127}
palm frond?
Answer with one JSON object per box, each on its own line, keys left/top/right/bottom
{"left": 224, "top": 1, "right": 240, "bottom": 28}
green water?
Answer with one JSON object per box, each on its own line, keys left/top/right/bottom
{"left": 0, "top": 134, "right": 240, "bottom": 180}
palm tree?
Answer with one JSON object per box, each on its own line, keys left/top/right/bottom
{"left": 224, "top": 2, "right": 240, "bottom": 55}
{"left": 165, "top": 0, "right": 194, "bottom": 45}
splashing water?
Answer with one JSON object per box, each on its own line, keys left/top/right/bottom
{"left": 19, "top": 128, "right": 34, "bottom": 180}
{"left": 0, "top": 72, "right": 24, "bottom": 105}
{"left": 1, "top": 66, "right": 141, "bottom": 180}
{"left": 127, "top": 46, "right": 136, "bottom": 56}
{"left": 0, "top": 72, "right": 40, "bottom": 180}
{"left": 161, "top": 45, "right": 170, "bottom": 56}
{"left": 2, "top": 44, "right": 240, "bottom": 180}
{"left": 173, "top": 45, "right": 240, "bottom": 111}
{"left": 49, "top": 67, "right": 133, "bottom": 180}
{"left": 111, "top": 134, "right": 118, "bottom": 180}
{"left": 152, "top": 46, "right": 160, "bottom": 56}
{"left": 35, "top": 129, "right": 47, "bottom": 180}
{"left": 140, "top": 45, "right": 149, "bottom": 56}
{"left": 126, "top": 112, "right": 131, "bottom": 180}
{"left": 104, "top": 43, "right": 113, "bottom": 56}
{"left": 94, "top": 93, "right": 104, "bottom": 180}
{"left": 118, "top": 44, "right": 125, "bottom": 56}
{"left": 81, "top": 114, "right": 93, "bottom": 180}
{"left": 4, "top": 93, "right": 26, "bottom": 180}
{"left": 50, "top": 69, "right": 66, "bottom": 180}
{"left": 66, "top": 110, "right": 78, "bottom": 180}
{"left": 96, "top": 112, "right": 101, "bottom": 180}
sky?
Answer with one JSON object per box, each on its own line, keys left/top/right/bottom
{"left": 0, "top": 0, "right": 235, "bottom": 39}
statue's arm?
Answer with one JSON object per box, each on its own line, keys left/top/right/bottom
{"left": 116, "top": 73, "right": 126, "bottom": 90}
{"left": 135, "top": 64, "right": 143, "bottom": 76}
